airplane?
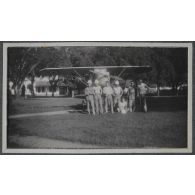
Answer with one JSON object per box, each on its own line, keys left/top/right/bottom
{"left": 40, "top": 65, "right": 152, "bottom": 112}
{"left": 39, "top": 65, "right": 152, "bottom": 87}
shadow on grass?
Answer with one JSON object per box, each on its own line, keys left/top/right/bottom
{"left": 146, "top": 96, "right": 187, "bottom": 112}
{"left": 70, "top": 96, "right": 187, "bottom": 113}
{"left": 69, "top": 110, "right": 88, "bottom": 114}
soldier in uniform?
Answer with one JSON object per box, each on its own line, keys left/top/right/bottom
{"left": 113, "top": 80, "right": 123, "bottom": 111}
{"left": 127, "top": 81, "right": 136, "bottom": 112}
{"left": 93, "top": 80, "right": 103, "bottom": 114}
{"left": 137, "top": 79, "right": 149, "bottom": 112}
{"left": 85, "top": 80, "right": 95, "bottom": 115}
{"left": 103, "top": 81, "right": 114, "bottom": 114}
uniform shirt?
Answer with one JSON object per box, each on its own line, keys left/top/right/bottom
{"left": 128, "top": 86, "right": 135, "bottom": 100}
{"left": 138, "top": 83, "right": 148, "bottom": 95}
{"left": 85, "top": 87, "right": 95, "bottom": 96}
{"left": 103, "top": 86, "right": 113, "bottom": 95}
{"left": 113, "top": 86, "right": 123, "bottom": 96}
{"left": 93, "top": 86, "right": 102, "bottom": 95}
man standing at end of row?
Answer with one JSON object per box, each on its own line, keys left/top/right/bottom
{"left": 94, "top": 80, "right": 103, "bottom": 114}
{"left": 137, "top": 79, "right": 149, "bottom": 112}
{"left": 85, "top": 80, "right": 95, "bottom": 115}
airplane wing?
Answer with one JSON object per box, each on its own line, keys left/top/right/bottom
{"left": 101, "top": 65, "right": 152, "bottom": 76}
{"left": 39, "top": 65, "right": 152, "bottom": 77}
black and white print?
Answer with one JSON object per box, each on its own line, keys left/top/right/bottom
{"left": 2, "top": 42, "right": 193, "bottom": 153}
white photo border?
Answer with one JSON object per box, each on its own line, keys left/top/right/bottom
{"left": 2, "top": 42, "right": 193, "bottom": 154}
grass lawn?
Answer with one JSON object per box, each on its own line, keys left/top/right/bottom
{"left": 9, "top": 97, "right": 83, "bottom": 115}
{"left": 7, "top": 97, "right": 187, "bottom": 149}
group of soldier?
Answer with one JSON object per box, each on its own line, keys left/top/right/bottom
{"left": 84, "top": 79, "right": 149, "bottom": 115}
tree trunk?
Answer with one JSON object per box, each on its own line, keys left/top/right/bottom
{"left": 172, "top": 83, "right": 177, "bottom": 96}
{"left": 31, "top": 76, "right": 35, "bottom": 97}
{"left": 52, "top": 87, "right": 55, "bottom": 97}
{"left": 157, "top": 82, "right": 160, "bottom": 96}
{"left": 157, "top": 86, "right": 160, "bottom": 96}
{"left": 156, "top": 75, "right": 160, "bottom": 96}
{"left": 13, "top": 79, "right": 25, "bottom": 97}
{"left": 14, "top": 85, "right": 21, "bottom": 97}
{"left": 46, "top": 87, "right": 48, "bottom": 96}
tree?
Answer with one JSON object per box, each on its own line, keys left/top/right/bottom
{"left": 48, "top": 75, "right": 60, "bottom": 97}
{"left": 8, "top": 47, "right": 41, "bottom": 95}
{"left": 8, "top": 46, "right": 187, "bottom": 97}
{"left": 8, "top": 47, "right": 67, "bottom": 96}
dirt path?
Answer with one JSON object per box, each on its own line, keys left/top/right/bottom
{"left": 9, "top": 110, "right": 83, "bottom": 119}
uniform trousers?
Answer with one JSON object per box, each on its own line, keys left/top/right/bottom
{"left": 105, "top": 95, "right": 114, "bottom": 113}
{"left": 94, "top": 94, "right": 103, "bottom": 114}
{"left": 86, "top": 95, "right": 95, "bottom": 114}
{"left": 139, "top": 94, "right": 147, "bottom": 112}
{"left": 128, "top": 97, "right": 136, "bottom": 112}
{"left": 114, "top": 95, "right": 121, "bottom": 105}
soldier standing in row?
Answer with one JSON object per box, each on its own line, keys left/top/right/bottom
{"left": 113, "top": 80, "right": 123, "bottom": 111}
{"left": 93, "top": 80, "right": 103, "bottom": 114}
{"left": 137, "top": 79, "right": 149, "bottom": 112}
{"left": 85, "top": 80, "right": 95, "bottom": 115}
{"left": 103, "top": 81, "right": 114, "bottom": 114}
{"left": 128, "top": 81, "right": 136, "bottom": 112}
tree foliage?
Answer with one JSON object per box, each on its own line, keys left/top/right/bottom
{"left": 8, "top": 46, "right": 187, "bottom": 94}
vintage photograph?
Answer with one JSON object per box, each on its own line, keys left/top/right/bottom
{"left": 2, "top": 42, "right": 193, "bottom": 153}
